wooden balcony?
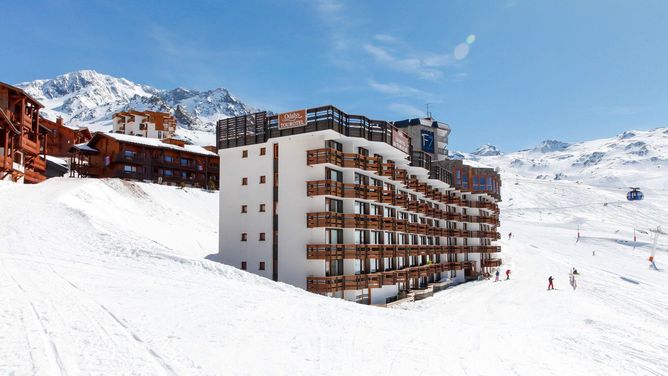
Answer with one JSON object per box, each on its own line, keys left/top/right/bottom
{"left": 307, "top": 261, "right": 474, "bottom": 293}
{"left": 306, "top": 180, "right": 383, "bottom": 201}
{"left": 114, "top": 154, "right": 145, "bottom": 164}
{"left": 20, "top": 136, "right": 39, "bottom": 155}
{"left": 482, "top": 259, "right": 503, "bottom": 268}
{"left": 306, "top": 148, "right": 382, "bottom": 173}
{"left": 306, "top": 244, "right": 460, "bottom": 260}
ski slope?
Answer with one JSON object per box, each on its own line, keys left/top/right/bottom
{"left": 0, "top": 177, "right": 666, "bottom": 375}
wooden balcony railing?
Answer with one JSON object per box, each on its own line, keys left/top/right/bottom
{"left": 20, "top": 136, "right": 39, "bottom": 155}
{"left": 482, "top": 259, "right": 503, "bottom": 268}
{"left": 306, "top": 244, "right": 500, "bottom": 260}
{"left": 306, "top": 261, "right": 474, "bottom": 293}
{"left": 306, "top": 148, "right": 382, "bottom": 172}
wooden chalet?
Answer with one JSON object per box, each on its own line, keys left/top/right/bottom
{"left": 41, "top": 117, "right": 92, "bottom": 157}
{"left": 71, "top": 132, "right": 219, "bottom": 189}
{"left": 0, "top": 82, "right": 50, "bottom": 184}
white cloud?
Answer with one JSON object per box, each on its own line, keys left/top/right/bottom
{"left": 388, "top": 103, "right": 426, "bottom": 117}
{"left": 363, "top": 43, "right": 445, "bottom": 80}
{"left": 368, "top": 79, "right": 422, "bottom": 96}
{"left": 373, "top": 34, "right": 399, "bottom": 44}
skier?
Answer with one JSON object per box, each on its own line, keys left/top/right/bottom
{"left": 548, "top": 276, "right": 555, "bottom": 290}
{"left": 592, "top": 250, "right": 596, "bottom": 256}
{"left": 572, "top": 268, "right": 579, "bottom": 275}
{"left": 495, "top": 269, "right": 500, "bottom": 282}
{"left": 505, "top": 269, "right": 511, "bottom": 280}
{"left": 508, "top": 232, "right": 512, "bottom": 240}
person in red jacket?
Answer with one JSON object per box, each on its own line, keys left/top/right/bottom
{"left": 548, "top": 276, "right": 555, "bottom": 290}
{"left": 505, "top": 269, "right": 511, "bottom": 280}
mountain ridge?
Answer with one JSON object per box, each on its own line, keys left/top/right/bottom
{"left": 16, "top": 70, "right": 258, "bottom": 134}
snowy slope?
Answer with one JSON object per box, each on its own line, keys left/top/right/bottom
{"left": 15, "top": 70, "right": 258, "bottom": 145}
{"left": 0, "top": 172, "right": 667, "bottom": 375}
{"left": 462, "top": 127, "right": 668, "bottom": 189}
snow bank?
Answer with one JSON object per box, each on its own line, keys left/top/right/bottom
{"left": 0, "top": 177, "right": 667, "bottom": 375}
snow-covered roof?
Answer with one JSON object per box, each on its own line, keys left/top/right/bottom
{"left": 45, "top": 155, "right": 68, "bottom": 166}
{"left": 100, "top": 132, "right": 217, "bottom": 156}
{"left": 72, "top": 143, "right": 99, "bottom": 153}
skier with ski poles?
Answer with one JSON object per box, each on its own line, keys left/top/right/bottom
{"left": 548, "top": 276, "right": 555, "bottom": 290}
{"left": 495, "top": 269, "right": 500, "bottom": 282}
{"left": 505, "top": 269, "right": 511, "bottom": 280}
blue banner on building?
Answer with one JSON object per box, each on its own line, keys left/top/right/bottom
{"left": 421, "top": 130, "right": 435, "bottom": 153}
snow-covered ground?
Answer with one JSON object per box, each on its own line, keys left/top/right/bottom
{"left": 1, "top": 172, "right": 667, "bottom": 374}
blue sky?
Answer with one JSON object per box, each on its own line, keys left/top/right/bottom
{"left": 4, "top": 0, "right": 668, "bottom": 152}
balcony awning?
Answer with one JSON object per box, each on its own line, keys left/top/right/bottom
{"left": 70, "top": 143, "right": 99, "bottom": 155}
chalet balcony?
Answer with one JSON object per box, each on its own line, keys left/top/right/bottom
{"left": 20, "top": 136, "right": 39, "bottom": 155}
{"left": 23, "top": 169, "right": 46, "bottom": 184}
{"left": 114, "top": 154, "right": 145, "bottom": 164}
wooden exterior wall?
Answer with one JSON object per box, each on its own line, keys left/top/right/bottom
{"left": 73, "top": 134, "right": 219, "bottom": 189}
{"left": 0, "top": 83, "right": 48, "bottom": 184}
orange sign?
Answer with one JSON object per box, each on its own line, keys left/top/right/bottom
{"left": 278, "top": 109, "right": 307, "bottom": 129}
{"left": 392, "top": 128, "right": 410, "bottom": 154}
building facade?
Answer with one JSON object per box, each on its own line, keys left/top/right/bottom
{"left": 0, "top": 82, "right": 50, "bottom": 184}
{"left": 217, "top": 106, "right": 501, "bottom": 305}
{"left": 71, "top": 132, "right": 219, "bottom": 189}
{"left": 41, "top": 117, "right": 92, "bottom": 157}
{"left": 112, "top": 110, "right": 177, "bottom": 139}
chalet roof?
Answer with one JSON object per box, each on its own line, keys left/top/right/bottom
{"left": 0, "top": 82, "right": 44, "bottom": 108}
{"left": 71, "top": 143, "right": 99, "bottom": 154}
{"left": 94, "top": 132, "right": 217, "bottom": 156}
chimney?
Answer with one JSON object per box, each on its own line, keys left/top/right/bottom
{"left": 56, "top": 117, "right": 64, "bottom": 126}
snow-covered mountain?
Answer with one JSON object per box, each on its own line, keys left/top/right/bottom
{"left": 459, "top": 128, "right": 668, "bottom": 189}
{"left": 470, "top": 143, "right": 502, "bottom": 156}
{"left": 16, "top": 70, "right": 258, "bottom": 136}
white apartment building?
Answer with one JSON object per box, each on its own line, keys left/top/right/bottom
{"left": 217, "top": 106, "right": 501, "bottom": 305}
{"left": 112, "top": 110, "right": 177, "bottom": 139}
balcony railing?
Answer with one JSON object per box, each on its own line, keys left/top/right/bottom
{"left": 0, "top": 155, "right": 13, "bottom": 170}
{"left": 20, "top": 136, "right": 39, "bottom": 155}
{"left": 115, "top": 170, "right": 145, "bottom": 180}
{"left": 306, "top": 261, "right": 474, "bottom": 293}
{"left": 306, "top": 244, "right": 501, "bottom": 260}
{"left": 114, "top": 154, "right": 145, "bottom": 164}
{"left": 31, "top": 156, "right": 46, "bottom": 172}
{"left": 482, "top": 259, "right": 503, "bottom": 268}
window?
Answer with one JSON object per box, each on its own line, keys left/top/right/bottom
{"left": 259, "top": 204, "right": 266, "bottom": 212}
{"left": 259, "top": 233, "right": 266, "bottom": 241}
{"left": 259, "top": 262, "right": 265, "bottom": 270}
{"left": 241, "top": 205, "right": 247, "bottom": 213}
{"left": 326, "top": 229, "right": 343, "bottom": 244}
{"left": 241, "top": 233, "right": 247, "bottom": 241}
{"left": 260, "top": 147, "right": 266, "bottom": 156}
{"left": 164, "top": 169, "right": 173, "bottom": 176}
{"left": 123, "top": 150, "right": 136, "bottom": 158}
{"left": 260, "top": 175, "right": 266, "bottom": 184}
{"left": 326, "top": 198, "right": 343, "bottom": 213}
{"left": 242, "top": 150, "right": 248, "bottom": 158}
{"left": 325, "top": 168, "right": 343, "bottom": 182}
{"left": 242, "top": 177, "right": 248, "bottom": 185}
{"left": 124, "top": 165, "right": 137, "bottom": 173}
{"left": 358, "top": 147, "right": 369, "bottom": 156}
{"left": 241, "top": 261, "right": 247, "bottom": 270}
{"left": 164, "top": 155, "right": 174, "bottom": 163}
{"left": 327, "top": 140, "right": 342, "bottom": 151}
{"left": 180, "top": 158, "right": 190, "bottom": 166}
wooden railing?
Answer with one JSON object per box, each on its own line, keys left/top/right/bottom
{"left": 31, "top": 156, "right": 46, "bottom": 172}
{"left": 23, "top": 169, "right": 46, "bottom": 184}
{"left": 306, "top": 244, "right": 501, "bottom": 260}
{"left": 306, "top": 261, "right": 474, "bottom": 293}
{"left": 482, "top": 259, "right": 503, "bottom": 268}
{"left": 20, "top": 136, "right": 39, "bottom": 155}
